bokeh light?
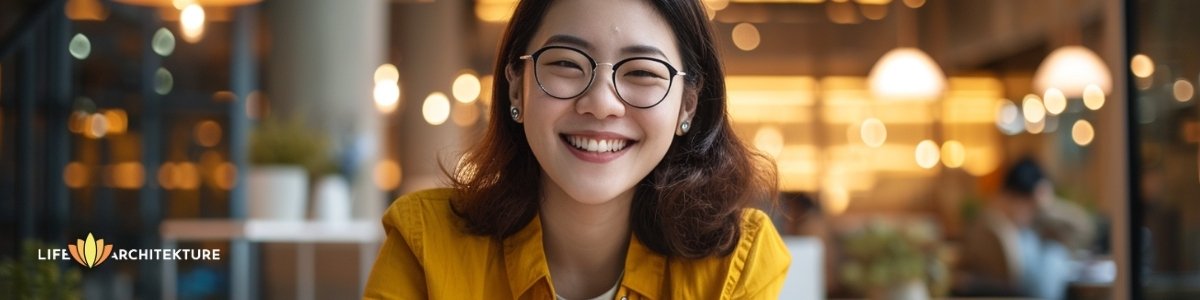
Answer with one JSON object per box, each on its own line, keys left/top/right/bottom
{"left": 422, "top": 92, "right": 451, "bottom": 126}
{"left": 152, "top": 28, "right": 176, "bottom": 56}
{"left": 1043, "top": 88, "right": 1066, "bottom": 115}
{"left": 69, "top": 33, "right": 91, "bottom": 60}
{"left": 180, "top": 4, "right": 205, "bottom": 43}
{"left": 731, "top": 23, "right": 761, "bottom": 51}
{"left": 753, "top": 125, "right": 785, "bottom": 158}
{"left": 1072, "top": 119, "right": 1095, "bottom": 146}
{"left": 1083, "top": 84, "right": 1105, "bottom": 110}
{"left": 860, "top": 118, "right": 887, "bottom": 148}
{"left": 452, "top": 72, "right": 482, "bottom": 104}
{"left": 915, "top": 140, "right": 941, "bottom": 169}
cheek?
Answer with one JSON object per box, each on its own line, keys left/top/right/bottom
{"left": 640, "top": 101, "right": 683, "bottom": 149}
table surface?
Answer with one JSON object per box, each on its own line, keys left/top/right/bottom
{"left": 160, "top": 219, "right": 382, "bottom": 243}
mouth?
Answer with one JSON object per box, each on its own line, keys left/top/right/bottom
{"left": 559, "top": 132, "right": 638, "bottom": 163}
{"left": 561, "top": 134, "right": 636, "bottom": 153}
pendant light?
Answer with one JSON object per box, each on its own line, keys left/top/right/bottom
{"left": 867, "top": 1, "right": 945, "bottom": 102}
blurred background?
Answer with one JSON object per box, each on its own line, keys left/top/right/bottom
{"left": 0, "top": 0, "right": 1196, "bottom": 299}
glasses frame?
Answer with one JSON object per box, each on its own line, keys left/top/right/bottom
{"left": 519, "top": 45, "right": 687, "bottom": 109}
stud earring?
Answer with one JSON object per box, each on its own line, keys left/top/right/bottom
{"left": 510, "top": 105, "right": 521, "bottom": 122}
{"left": 680, "top": 121, "right": 690, "bottom": 134}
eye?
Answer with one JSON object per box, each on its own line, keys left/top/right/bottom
{"left": 545, "top": 60, "right": 583, "bottom": 70}
{"left": 624, "top": 69, "right": 667, "bottom": 79}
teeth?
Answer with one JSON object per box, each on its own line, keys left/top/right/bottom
{"left": 566, "top": 135, "right": 630, "bottom": 153}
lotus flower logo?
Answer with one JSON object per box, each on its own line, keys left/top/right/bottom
{"left": 68, "top": 233, "right": 114, "bottom": 268}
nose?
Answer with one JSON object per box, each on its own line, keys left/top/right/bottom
{"left": 575, "top": 63, "right": 626, "bottom": 120}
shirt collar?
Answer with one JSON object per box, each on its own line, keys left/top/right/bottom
{"left": 504, "top": 214, "right": 551, "bottom": 299}
{"left": 503, "top": 213, "right": 667, "bottom": 300}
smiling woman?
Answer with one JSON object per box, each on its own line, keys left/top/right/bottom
{"left": 364, "top": 0, "right": 788, "bottom": 299}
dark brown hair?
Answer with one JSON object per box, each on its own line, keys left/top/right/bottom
{"left": 447, "top": 0, "right": 777, "bottom": 258}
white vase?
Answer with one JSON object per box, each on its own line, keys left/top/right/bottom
{"left": 247, "top": 166, "right": 309, "bottom": 220}
{"left": 870, "top": 280, "right": 929, "bottom": 300}
{"left": 312, "top": 175, "right": 351, "bottom": 223}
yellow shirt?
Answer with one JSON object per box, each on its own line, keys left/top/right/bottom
{"left": 364, "top": 188, "right": 791, "bottom": 299}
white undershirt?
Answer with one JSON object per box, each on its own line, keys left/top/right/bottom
{"left": 555, "top": 274, "right": 623, "bottom": 300}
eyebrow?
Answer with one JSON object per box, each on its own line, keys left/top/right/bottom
{"left": 542, "top": 34, "right": 669, "bottom": 60}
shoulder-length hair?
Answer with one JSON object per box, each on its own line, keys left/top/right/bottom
{"left": 448, "top": 0, "right": 777, "bottom": 258}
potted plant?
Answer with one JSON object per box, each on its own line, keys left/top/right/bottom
{"left": 0, "top": 240, "right": 82, "bottom": 300}
{"left": 247, "top": 117, "right": 329, "bottom": 220}
{"left": 839, "top": 220, "right": 945, "bottom": 300}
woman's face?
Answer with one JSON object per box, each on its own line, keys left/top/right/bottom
{"left": 509, "top": 0, "right": 692, "bottom": 205}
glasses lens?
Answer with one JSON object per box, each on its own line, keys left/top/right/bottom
{"left": 614, "top": 58, "right": 673, "bottom": 108}
{"left": 534, "top": 48, "right": 593, "bottom": 99}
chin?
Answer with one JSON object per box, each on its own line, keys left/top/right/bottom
{"left": 559, "top": 181, "right": 634, "bottom": 206}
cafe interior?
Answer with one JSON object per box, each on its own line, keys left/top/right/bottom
{"left": 1, "top": 0, "right": 1198, "bottom": 299}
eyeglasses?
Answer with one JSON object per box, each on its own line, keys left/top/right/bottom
{"left": 519, "top": 46, "right": 687, "bottom": 109}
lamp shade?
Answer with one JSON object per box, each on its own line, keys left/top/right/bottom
{"left": 1033, "top": 46, "right": 1112, "bottom": 98}
{"left": 868, "top": 47, "right": 946, "bottom": 101}
{"left": 114, "top": 0, "right": 258, "bottom": 7}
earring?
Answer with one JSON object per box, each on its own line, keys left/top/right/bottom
{"left": 680, "top": 121, "right": 690, "bottom": 134}
{"left": 510, "top": 105, "right": 521, "bottom": 122}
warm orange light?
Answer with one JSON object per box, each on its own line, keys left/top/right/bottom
{"left": 1022, "top": 94, "right": 1045, "bottom": 123}
{"left": 475, "top": 0, "right": 517, "bottom": 22}
{"left": 64, "top": 162, "right": 89, "bottom": 189}
{"left": 423, "top": 92, "right": 451, "bottom": 126}
{"left": 868, "top": 48, "right": 946, "bottom": 101}
{"left": 66, "top": 0, "right": 109, "bottom": 21}
{"left": 102, "top": 109, "right": 128, "bottom": 134}
{"left": 859, "top": 118, "right": 887, "bottom": 148}
{"left": 1033, "top": 46, "right": 1112, "bottom": 97}
{"left": 194, "top": 120, "right": 222, "bottom": 147}
{"left": 175, "top": 162, "right": 200, "bottom": 190}
{"left": 108, "top": 162, "right": 145, "bottom": 189}
{"left": 374, "top": 159, "right": 402, "bottom": 191}
{"left": 731, "top": 23, "right": 761, "bottom": 51}
{"left": 753, "top": 126, "right": 785, "bottom": 158}
{"left": 158, "top": 162, "right": 176, "bottom": 189}
{"left": 940, "top": 140, "right": 965, "bottom": 168}
{"left": 1043, "top": 88, "right": 1066, "bottom": 116}
{"left": 452, "top": 72, "right": 482, "bottom": 104}
{"left": 915, "top": 140, "right": 940, "bottom": 169}
{"left": 180, "top": 4, "right": 204, "bottom": 43}
{"left": 212, "top": 90, "right": 236, "bottom": 102}
{"left": 1072, "top": 120, "right": 1095, "bottom": 146}
{"left": 1174, "top": 79, "right": 1194, "bottom": 102}
{"left": 85, "top": 113, "right": 109, "bottom": 139}
{"left": 214, "top": 162, "right": 237, "bottom": 190}
{"left": 1131, "top": 54, "right": 1154, "bottom": 78}
{"left": 374, "top": 64, "right": 400, "bottom": 83}
{"left": 1083, "top": 84, "right": 1105, "bottom": 110}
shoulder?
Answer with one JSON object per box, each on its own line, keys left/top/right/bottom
{"left": 730, "top": 208, "right": 788, "bottom": 269}
{"left": 668, "top": 208, "right": 791, "bottom": 298}
{"left": 728, "top": 209, "right": 791, "bottom": 292}
{"left": 381, "top": 188, "right": 486, "bottom": 259}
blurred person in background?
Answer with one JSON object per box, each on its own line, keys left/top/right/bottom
{"left": 365, "top": 0, "right": 790, "bottom": 299}
{"left": 955, "top": 157, "right": 1094, "bottom": 300}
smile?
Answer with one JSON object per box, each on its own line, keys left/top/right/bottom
{"left": 564, "top": 135, "right": 631, "bottom": 153}
{"left": 559, "top": 133, "right": 637, "bottom": 163}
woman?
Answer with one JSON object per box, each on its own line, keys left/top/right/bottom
{"left": 365, "top": 0, "right": 790, "bottom": 298}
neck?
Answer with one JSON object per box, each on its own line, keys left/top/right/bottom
{"left": 539, "top": 179, "right": 632, "bottom": 299}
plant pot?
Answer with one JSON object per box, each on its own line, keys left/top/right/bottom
{"left": 312, "top": 175, "right": 351, "bottom": 223}
{"left": 868, "top": 280, "right": 930, "bottom": 300}
{"left": 247, "top": 166, "right": 309, "bottom": 220}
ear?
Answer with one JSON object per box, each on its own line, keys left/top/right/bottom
{"left": 676, "top": 86, "right": 699, "bottom": 136}
{"left": 505, "top": 63, "right": 524, "bottom": 123}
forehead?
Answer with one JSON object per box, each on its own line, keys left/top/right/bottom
{"left": 527, "top": 0, "right": 681, "bottom": 62}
